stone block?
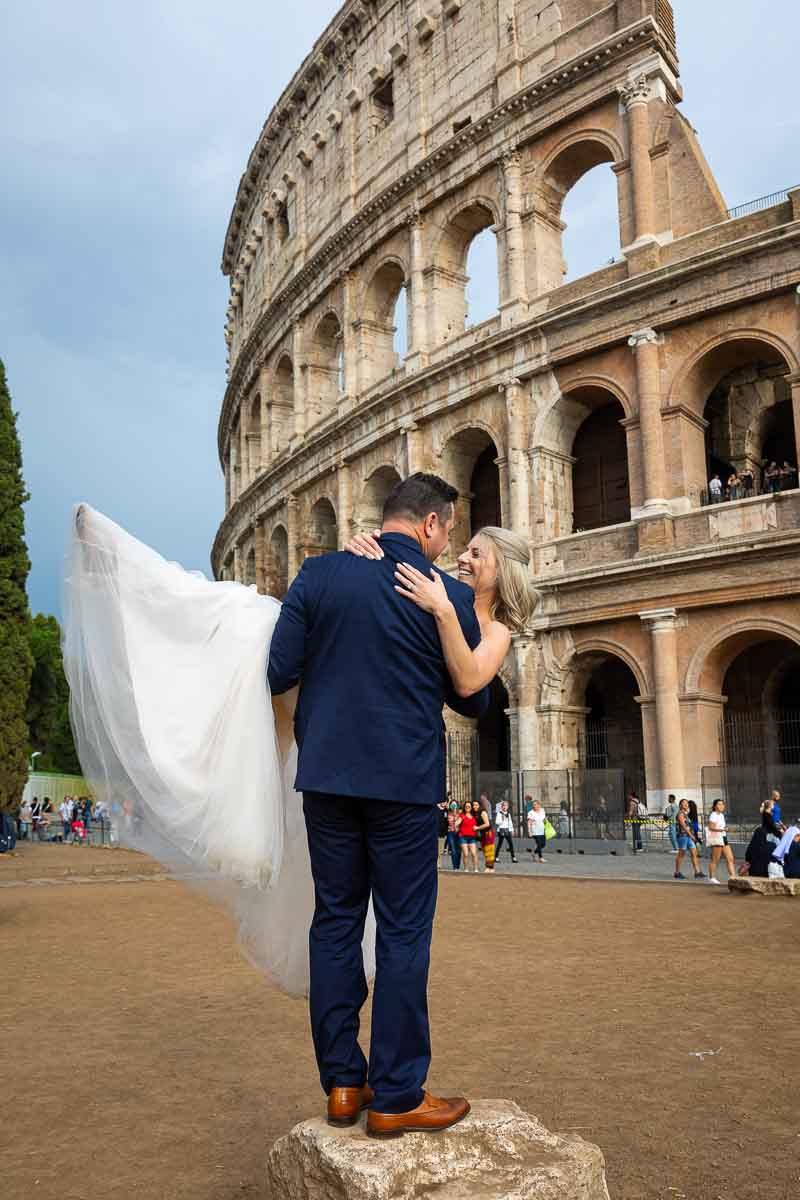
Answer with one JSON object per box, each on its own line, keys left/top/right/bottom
{"left": 265, "top": 1099, "right": 610, "bottom": 1200}
{"left": 728, "top": 876, "right": 800, "bottom": 897}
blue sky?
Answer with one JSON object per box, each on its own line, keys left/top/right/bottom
{"left": 2, "top": 1, "right": 796, "bottom": 617}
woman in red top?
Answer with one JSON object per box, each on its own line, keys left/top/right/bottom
{"left": 458, "top": 802, "right": 480, "bottom": 873}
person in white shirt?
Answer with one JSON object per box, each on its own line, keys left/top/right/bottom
{"left": 59, "top": 796, "right": 75, "bottom": 843}
{"left": 494, "top": 800, "right": 517, "bottom": 863}
{"left": 526, "top": 799, "right": 547, "bottom": 862}
{"left": 19, "top": 801, "right": 33, "bottom": 840}
{"left": 706, "top": 798, "right": 736, "bottom": 884}
{"left": 709, "top": 474, "right": 723, "bottom": 503}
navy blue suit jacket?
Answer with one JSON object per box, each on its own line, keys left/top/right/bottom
{"left": 267, "top": 532, "right": 489, "bottom": 806}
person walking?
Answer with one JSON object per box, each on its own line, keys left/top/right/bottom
{"left": 59, "top": 796, "right": 74, "bottom": 844}
{"left": 595, "top": 795, "right": 611, "bottom": 840}
{"left": 744, "top": 809, "right": 781, "bottom": 877}
{"left": 494, "top": 800, "right": 517, "bottom": 863}
{"left": 673, "top": 799, "right": 705, "bottom": 879}
{"left": 458, "top": 801, "right": 480, "bottom": 873}
{"left": 663, "top": 794, "right": 679, "bottom": 852}
{"left": 707, "top": 798, "right": 736, "bottom": 884}
{"left": 627, "top": 791, "right": 644, "bottom": 852}
{"left": 558, "top": 801, "right": 570, "bottom": 840}
{"left": 19, "top": 800, "right": 32, "bottom": 841}
{"left": 526, "top": 799, "right": 548, "bottom": 863}
{"left": 762, "top": 789, "right": 783, "bottom": 828}
{"left": 688, "top": 799, "right": 702, "bottom": 846}
{"left": 474, "top": 800, "right": 495, "bottom": 873}
{"left": 80, "top": 796, "right": 93, "bottom": 841}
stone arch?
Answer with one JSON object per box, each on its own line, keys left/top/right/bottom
{"left": 308, "top": 310, "right": 343, "bottom": 428}
{"left": 358, "top": 464, "right": 402, "bottom": 530}
{"left": 243, "top": 392, "right": 262, "bottom": 488}
{"left": 306, "top": 496, "right": 338, "bottom": 557}
{"left": 560, "top": 639, "right": 651, "bottom": 706}
{"left": 272, "top": 353, "right": 295, "bottom": 454}
{"left": 667, "top": 331, "right": 798, "bottom": 503}
{"left": 532, "top": 380, "right": 632, "bottom": 540}
{"left": 267, "top": 523, "right": 289, "bottom": 598}
{"left": 360, "top": 259, "right": 408, "bottom": 389}
{"left": 526, "top": 131, "right": 625, "bottom": 293}
{"left": 441, "top": 425, "right": 503, "bottom": 554}
{"left": 244, "top": 547, "right": 257, "bottom": 587}
{"left": 432, "top": 199, "right": 500, "bottom": 343}
{"left": 685, "top": 619, "right": 800, "bottom": 696}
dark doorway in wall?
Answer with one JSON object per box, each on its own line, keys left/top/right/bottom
{"left": 478, "top": 677, "right": 510, "bottom": 772}
{"left": 470, "top": 444, "right": 501, "bottom": 532}
{"left": 572, "top": 402, "right": 630, "bottom": 531}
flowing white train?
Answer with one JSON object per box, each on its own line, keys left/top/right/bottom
{"left": 63, "top": 505, "right": 376, "bottom": 996}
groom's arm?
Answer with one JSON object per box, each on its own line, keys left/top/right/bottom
{"left": 267, "top": 563, "right": 311, "bottom": 696}
{"left": 444, "top": 600, "right": 489, "bottom": 719}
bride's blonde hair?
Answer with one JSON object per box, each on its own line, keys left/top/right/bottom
{"left": 474, "top": 527, "right": 539, "bottom": 634}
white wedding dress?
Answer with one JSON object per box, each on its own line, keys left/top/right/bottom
{"left": 63, "top": 505, "right": 376, "bottom": 997}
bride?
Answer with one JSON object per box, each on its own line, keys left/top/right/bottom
{"left": 64, "top": 506, "right": 536, "bottom": 996}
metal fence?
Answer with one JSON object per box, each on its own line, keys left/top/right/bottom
{"left": 701, "top": 764, "right": 800, "bottom": 823}
{"left": 727, "top": 186, "right": 797, "bottom": 220}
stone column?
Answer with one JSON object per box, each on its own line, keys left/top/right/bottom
{"left": 286, "top": 495, "right": 301, "bottom": 581}
{"left": 500, "top": 150, "right": 528, "bottom": 327}
{"left": 229, "top": 428, "right": 240, "bottom": 503}
{"left": 500, "top": 374, "right": 531, "bottom": 540}
{"left": 292, "top": 321, "right": 306, "bottom": 443}
{"left": 628, "top": 328, "right": 668, "bottom": 512}
{"left": 619, "top": 74, "right": 656, "bottom": 246}
{"left": 233, "top": 543, "right": 243, "bottom": 584}
{"left": 337, "top": 462, "right": 353, "bottom": 549}
{"left": 341, "top": 270, "right": 358, "bottom": 405}
{"left": 259, "top": 366, "right": 271, "bottom": 467}
{"left": 254, "top": 519, "right": 266, "bottom": 594}
{"left": 407, "top": 209, "right": 428, "bottom": 366}
{"left": 402, "top": 420, "right": 423, "bottom": 475}
{"left": 640, "top": 608, "right": 685, "bottom": 808}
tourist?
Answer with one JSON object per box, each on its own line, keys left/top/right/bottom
{"left": 458, "top": 801, "right": 480, "bottom": 873}
{"left": 444, "top": 801, "right": 461, "bottom": 870}
{"left": 594, "top": 795, "right": 611, "bottom": 840}
{"left": 688, "top": 799, "right": 702, "bottom": 846}
{"left": 783, "top": 830, "right": 800, "bottom": 879}
{"left": 526, "top": 799, "right": 547, "bottom": 862}
{"left": 627, "top": 791, "right": 644, "bottom": 852}
{"left": 673, "top": 799, "right": 705, "bottom": 879}
{"left": 764, "top": 788, "right": 783, "bottom": 827}
{"left": 780, "top": 461, "right": 797, "bottom": 491}
{"left": 59, "top": 795, "right": 74, "bottom": 843}
{"left": 744, "top": 809, "right": 781, "bottom": 877}
{"left": 474, "top": 799, "right": 495, "bottom": 873}
{"left": 708, "top": 473, "right": 723, "bottom": 503}
{"left": 707, "top": 798, "right": 736, "bottom": 884}
{"left": 494, "top": 799, "right": 517, "bottom": 863}
{"left": 726, "top": 472, "right": 741, "bottom": 501}
{"left": 436, "top": 797, "right": 449, "bottom": 865}
{"left": 740, "top": 467, "right": 754, "bottom": 497}
{"left": 19, "top": 799, "right": 32, "bottom": 840}
{"left": 663, "top": 793, "right": 679, "bottom": 852}
{"left": 70, "top": 811, "right": 87, "bottom": 845}
{"left": 558, "top": 800, "right": 570, "bottom": 839}
{"left": 764, "top": 462, "right": 780, "bottom": 494}
{"left": 80, "top": 796, "right": 93, "bottom": 839}
{"left": 769, "top": 824, "right": 800, "bottom": 878}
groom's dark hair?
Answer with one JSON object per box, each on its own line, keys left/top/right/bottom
{"left": 382, "top": 472, "right": 459, "bottom": 524}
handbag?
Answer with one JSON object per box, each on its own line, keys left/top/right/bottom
{"left": 543, "top": 818, "right": 557, "bottom": 841}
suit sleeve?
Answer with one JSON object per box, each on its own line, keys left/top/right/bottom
{"left": 444, "top": 597, "right": 490, "bottom": 718}
{"left": 267, "top": 562, "right": 311, "bottom": 696}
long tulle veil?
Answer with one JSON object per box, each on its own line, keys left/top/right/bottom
{"left": 63, "top": 504, "right": 375, "bottom": 996}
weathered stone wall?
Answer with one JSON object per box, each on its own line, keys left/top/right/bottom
{"left": 213, "top": 0, "right": 800, "bottom": 805}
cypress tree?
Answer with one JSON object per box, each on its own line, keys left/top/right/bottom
{"left": 0, "top": 359, "right": 33, "bottom": 812}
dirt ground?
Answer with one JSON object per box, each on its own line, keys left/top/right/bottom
{"left": 3, "top": 843, "right": 798, "bottom": 1200}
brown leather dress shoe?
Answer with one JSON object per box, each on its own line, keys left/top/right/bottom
{"left": 366, "top": 1091, "right": 470, "bottom": 1138}
{"left": 327, "top": 1084, "right": 375, "bottom": 1127}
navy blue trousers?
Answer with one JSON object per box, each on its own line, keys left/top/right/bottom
{"left": 302, "top": 792, "right": 439, "bottom": 1114}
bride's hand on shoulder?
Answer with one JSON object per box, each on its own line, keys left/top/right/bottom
{"left": 343, "top": 530, "right": 384, "bottom": 559}
{"left": 394, "top": 562, "right": 452, "bottom": 618}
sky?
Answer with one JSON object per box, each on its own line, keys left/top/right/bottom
{"left": 2, "top": 0, "right": 797, "bottom": 618}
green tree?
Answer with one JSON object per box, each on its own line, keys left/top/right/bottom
{"left": 26, "top": 611, "right": 80, "bottom": 773}
{"left": 0, "top": 359, "right": 33, "bottom": 812}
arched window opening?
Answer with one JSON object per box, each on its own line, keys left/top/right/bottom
{"left": 268, "top": 526, "right": 289, "bottom": 599}
{"left": 721, "top": 639, "right": 800, "bottom": 784}
{"left": 273, "top": 355, "right": 295, "bottom": 455}
{"left": 580, "top": 655, "right": 644, "bottom": 831}
{"left": 465, "top": 227, "right": 499, "bottom": 328}
{"left": 308, "top": 313, "right": 343, "bottom": 429}
{"left": 443, "top": 428, "right": 501, "bottom": 555}
{"left": 470, "top": 443, "right": 502, "bottom": 532}
{"left": 478, "top": 677, "right": 511, "bottom": 773}
{"left": 700, "top": 345, "right": 795, "bottom": 503}
{"left": 359, "top": 465, "right": 402, "bottom": 530}
{"left": 245, "top": 394, "right": 262, "bottom": 486}
{"left": 572, "top": 401, "right": 631, "bottom": 532}
{"left": 393, "top": 287, "right": 408, "bottom": 360}
{"left": 435, "top": 203, "right": 496, "bottom": 343}
{"left": 560, "top": 162, "right": 620, "bottom": 281}
{"left": 529, "top": 139, "right": 618, "bottom": 294}
{"left": 307, "top": 498, "right": 338, "bottom": 557}
{"left": 361, "top": 262, "right": 406, "bottom": 389}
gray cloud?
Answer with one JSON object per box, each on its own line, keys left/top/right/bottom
{"left": 2, "top": 0, "right": 796, "bottom": 616}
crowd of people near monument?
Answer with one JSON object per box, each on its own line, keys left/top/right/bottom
{"left": 8, "top": 794, "right": 106, "bottom": 846}
{"left": 708, "top": 460, "right": 797, "bottom": 504}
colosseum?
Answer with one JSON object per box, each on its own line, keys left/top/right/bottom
{"left": 212, "top": 0, "right": 800, "bottom": 829}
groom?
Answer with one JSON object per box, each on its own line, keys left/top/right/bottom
{"left": 267, "top": 473, "right": 488, "bottom": 1137}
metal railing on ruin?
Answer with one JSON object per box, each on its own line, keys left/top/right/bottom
{"left": 726, "top": 187, "right": 798, "bottom": 220}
